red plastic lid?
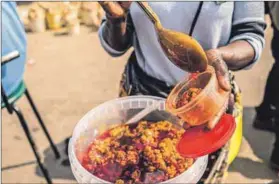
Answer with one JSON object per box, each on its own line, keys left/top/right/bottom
{"left": 177, "top": 114, "right": 236, "bottom": 158}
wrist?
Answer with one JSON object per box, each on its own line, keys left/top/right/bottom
{"left": 206, "top": 49, "right": 223, "bottom": 66}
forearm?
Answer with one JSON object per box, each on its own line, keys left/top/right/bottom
{"left": 217, "top": 40, "right": 255, "bottom": 71}
{"left": 222, "top": 2, "right": 265, "bottom": 70}
{"left": 102, "top": 16, "right": 133, "bottom": 51}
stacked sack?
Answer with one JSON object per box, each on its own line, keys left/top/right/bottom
{"left": 16, "top": 2, "right": 104, "bottom": 35}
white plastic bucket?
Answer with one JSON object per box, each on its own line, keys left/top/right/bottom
{"left": 69, "top": 96, "right": 208, "bottom": 183}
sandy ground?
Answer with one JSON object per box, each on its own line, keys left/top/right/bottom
{"left": 2, "top": 17, "right": 279, "bottom": 183}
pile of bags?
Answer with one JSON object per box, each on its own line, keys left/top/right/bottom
{"left": 17, "top": 2, "right": 104, "bottom": 35}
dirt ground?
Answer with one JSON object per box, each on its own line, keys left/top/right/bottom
{"left": 2, "top": 16, "right": 279, "bottom": 183}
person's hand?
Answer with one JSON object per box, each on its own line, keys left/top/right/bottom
{"left": 98, "top": 1, "right": 132, "bottom": 19}
{"left": 206, "top": 49, "right": 231, "bottom": 92}
{"left": 205, "top": 49, "right": 232, "bottom": 129}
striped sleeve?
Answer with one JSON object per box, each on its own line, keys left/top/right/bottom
{"left": 230, "top": 2, "right": 266, "bottom": 69}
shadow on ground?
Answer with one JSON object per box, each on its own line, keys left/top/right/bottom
{"left": 35, "top": 139, "right": 75, "bottom": 181}
{"left": 2, "top": 160, "right": 37, "bottom": 171}
{"left": 228, "top": 107, "right": 278, "bottom": 180}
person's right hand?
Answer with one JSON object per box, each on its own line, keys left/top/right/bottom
{"left": 98, "top": 2, "right": 132, "bottom": 18}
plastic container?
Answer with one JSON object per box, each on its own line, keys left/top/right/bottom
{"left": 166, "top": 66, "right": 229, "bottom": 126}
{"left": 69, "top": 96, "right": 208, "bottom": 184}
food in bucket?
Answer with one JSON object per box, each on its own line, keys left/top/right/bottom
{"left": 175, "top": 87, "right": 202, "bottom": 108}
{"left": 80, "top": 121, "right": 194, "bottom": 184}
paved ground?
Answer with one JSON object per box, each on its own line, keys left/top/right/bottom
{"left": 2, "top": 16, "right": 279, "bottom": 183}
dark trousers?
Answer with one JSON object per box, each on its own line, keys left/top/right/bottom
{"left": 257, "top": 28, "right": 279, "bottom": 152}
{"left": 256, "top": 29, "right": 279, "bottom": 119}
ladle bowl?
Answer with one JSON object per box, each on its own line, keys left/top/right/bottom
{"left": 136, "top": 2, "right": 208, "bottom": 73}
{"left": 157, "top": 27, "right": 208, "bottom": 72}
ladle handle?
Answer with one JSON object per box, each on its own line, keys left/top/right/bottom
{"left": 136, "top": 2, "right": 161, "bottom": 28}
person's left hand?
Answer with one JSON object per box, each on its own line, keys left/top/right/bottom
{"left": 206, "top": 49, "right": 231, "bottom": 92}
{"left": 205, "top": 49, "right": 232, "bottom": 129}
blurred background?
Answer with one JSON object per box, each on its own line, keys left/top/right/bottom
{"left": 2, "top": 2, "right": 279, "bottom": 183}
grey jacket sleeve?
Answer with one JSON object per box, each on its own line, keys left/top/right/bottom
{"left": 229, "top": 2, "right": 266, "bottom": 69}
{"left": 98, "top": 13, "right": 134, "bottom": 57}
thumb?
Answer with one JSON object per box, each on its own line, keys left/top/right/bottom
{"left": 212, "top": 59, "right": 231, "bottom": 92}
{"left": 216, "top": 72, "right": 231, "bottom": 92}
{"left": 118, "top": 1, "right": 132, "bottom": 11}
{"left": 207, "top": 100, "right": 228, "bottom": 129}
{"left": 98, "top": 2, "right": 126, "bottom": 18}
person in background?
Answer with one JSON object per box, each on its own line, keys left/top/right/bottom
{"left": 253, "top": 1, "right": 279, "bottom": 173}
{"left": 2, "top": 2, "right": 27, "bottom": 96}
